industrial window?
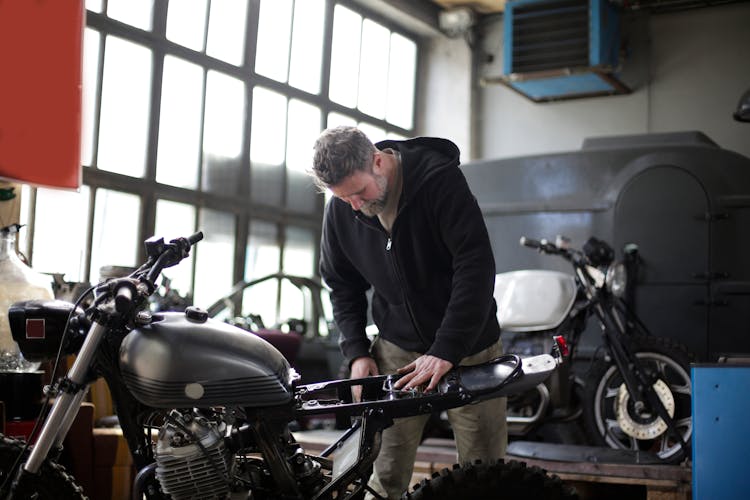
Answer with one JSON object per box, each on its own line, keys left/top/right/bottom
{"left": 22, "top": 0, "right": 419, "bottom": 328}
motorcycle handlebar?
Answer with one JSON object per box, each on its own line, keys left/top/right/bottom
{"left": 95, "top": 232, "right": 204, "bottom": 317}
{"left": 519, "top": 236, "right": 560, "bottom": 254}
{"left": 187, "top": 231, "right": 204, "bottom": 246}
{"left": 519, "top": 236, "right": 541, "bottom": 249}
{"left": 519, "top": 236, "right": 578, "bottom": 262}
{"left": 145, "top": 231, "right": 203, "bottom": 285}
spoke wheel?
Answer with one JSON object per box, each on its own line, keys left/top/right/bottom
{"left": 582, "top": 335, "right": 692, "bottom": 463}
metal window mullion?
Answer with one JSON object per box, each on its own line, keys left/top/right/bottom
{"left": 412, "top": 37, "right": 422, "bottom": 136}
{"left": 83, "top": 186, "right": 97, "bottom": 283}
{"left": 275, "top": 222, "right": 286, "bottom": 323}
{"left": 90, "top": 27, "right": 107, "bottom": 169}
{"left": 312, "top": 0, "right": 337, "bottom": 278}
{"left": 230, "top": 6, "right": 256, "bottom": 305}
{"left": 139, "top": 1, "right": 168, "bottom": 264}
{"left": 232, "top": 212, "right": 248, "bottom": 314}
{"left": 202, "top": 0, "right": 211, "bottom": 53}
{"left": 235, "top": 1, "right": 261, "bottom": 317}
{"left": 281, "top": 1, "right": 296, "bottom": 214}
{"left": 196, "top": 68, "right": 208, "bottom": 195}
{"left": 25, "top": 188, "right": 38, "bottom": 266}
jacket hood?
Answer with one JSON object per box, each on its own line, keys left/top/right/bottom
{"left": 376, "top": 137, "right": 460, "bottom": 204}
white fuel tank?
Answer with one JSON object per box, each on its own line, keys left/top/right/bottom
{"left": 494, "top": 270, "right": 576, "bottom": 332}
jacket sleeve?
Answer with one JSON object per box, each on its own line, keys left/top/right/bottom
{"left": 319, "top": 201, "right": 372, "bottom": 365}
{"left": 424, "top": 167, "right": 498, "bottom": 365}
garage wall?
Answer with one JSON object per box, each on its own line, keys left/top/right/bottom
{"left": 475, "top": 2, "right": 750, "bottom": 160}
{"left": 417, "top": 35, "right": 473, "bottom": 162}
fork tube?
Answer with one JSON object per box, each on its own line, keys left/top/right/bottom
{"left": 24, "top": 321, "right": 108, "bottom": 472}
{"left": 54, "top": 389, "right": 89, "bottom": 448}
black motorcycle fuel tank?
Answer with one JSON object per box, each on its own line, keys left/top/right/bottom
{"left": 119, "top": 309, "right": 294, "bottom": 408}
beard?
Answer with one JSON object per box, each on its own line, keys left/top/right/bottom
{"left": 359, "top": 173, "right": 389, "bottom": 216}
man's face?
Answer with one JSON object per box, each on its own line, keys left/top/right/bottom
{"left": 329, "top": 165, "right": 389, "bottom": 216}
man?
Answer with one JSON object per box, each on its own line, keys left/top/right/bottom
{"left": 311, "top": 126, "right": 506, "bottom": 499}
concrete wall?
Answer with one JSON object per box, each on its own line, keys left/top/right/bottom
{"left": 417, "top": 34, "right": 474, "bottom": 162}
{"left": 475, "top": 3, "right": 750, "bottom": 160}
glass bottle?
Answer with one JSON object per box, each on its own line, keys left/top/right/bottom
{"left": 0, "top": 224, "right": 54, "bottom": 372}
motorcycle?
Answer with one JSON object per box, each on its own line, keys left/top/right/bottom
{"left": 0, "top": 232, "right": 578, "bottom": 499}
{"left": 493, "top": 235, "right": 693, "bottom": 463}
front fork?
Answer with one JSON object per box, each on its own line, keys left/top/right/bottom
{"left": 594, "top": 301, "right": 688, "bottom": 452}
{"left": 15, "top": 321, "right": 107, "bottom": 477}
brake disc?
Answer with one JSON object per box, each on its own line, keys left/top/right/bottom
{"left": 615, "top": 379, "right": 675, "bottom": 440}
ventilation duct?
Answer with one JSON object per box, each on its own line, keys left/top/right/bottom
{"left": 496, "top": 0, "right": 629, "bottom": 102}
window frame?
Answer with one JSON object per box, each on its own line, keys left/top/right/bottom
{"left": 23, "top": 0, "right": 422, "bottom": 323}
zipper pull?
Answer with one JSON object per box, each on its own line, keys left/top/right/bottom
{"left": 386, "top": 238, "right": 392, "bottom": 251}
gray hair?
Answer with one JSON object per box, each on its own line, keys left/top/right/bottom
{"left": 310, "top": 126, "right": 376, "bottom": 191}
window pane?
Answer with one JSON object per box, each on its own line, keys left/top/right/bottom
{"left": 250, "top": 87, "right": 286, "bottom": 206}
{"left": 358, "top": 20, "right": 389, "bottom": 119}
{"left": 32, "top": 187, "right": 91, "bottom": 282}
{"left": 98, "top": 36, "right": 152, "bottom": 177}
{"left": 386, "top": 33, "right": 416, "bottom": 129}
{"left": 193, "top": 209, "right": 235, "bottom": 309}
{"left": 286, "top": 100, "right": 320, "bottom": 173}
{"left": 90, "top": 189, "right": 141, "bottom": 282}
{"left": 250, "top": 87, "right": 287, "bottom": 165}
{"left": 243, "top": 220, "right": 280, "bottom": 326}
{"left": 280, "top": 226, "right": 315, "bottom": 321}
{"left": 154, "top": 200, "right": 196, "bottom": 296}
{"left": 202, "top": 71, "right": 245, "bottom": 194}
{"left": 255, "top": 0, "right": 292, "bottom": 83}
{"left": 81, "top": 29, "right": 100, "bottom": 167}
{"left": 358, "top": 122, "right": 386, "bottom": 144}
{"left": 206, "top": 0, "right": 248, "bottom": 66}
{"left": 327, "top": 112, "right": 357, "bottom": 129}
{"left": 288, "top": 0, "right": 325, "bottom": 94}
{"left": 86, "top": 0, "right": 103, "bottom": 13}
{"left": 107, "top": 0, "right": 153, "bottom": 31}
{"left": 329, "top": 5, "right": 361, "bottom": 107}
{"left": 283, "top": 226, "right": 315, "bottom": 276}
{"left": 18, "top": 185, "right": 32, "bottom": 256}
{"left": 157, "top": 56, "right": 203, "bottom": 189}
{"left": 166, "top": 0, "right": 208, "bottom": 51}
{"left": 286, "top": 100, "right": 320, "bottom": 212}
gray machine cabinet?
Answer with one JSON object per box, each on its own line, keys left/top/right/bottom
{"left": 462, "top": 131, "right": 750, "bottom": 361}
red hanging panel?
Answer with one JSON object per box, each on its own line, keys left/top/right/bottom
{"left": 0, "top": 0, "right": 84, "bottom": 189}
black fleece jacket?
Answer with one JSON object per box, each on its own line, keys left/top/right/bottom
{"left": 319, "top": 137, "right": 501, "bottom": 367}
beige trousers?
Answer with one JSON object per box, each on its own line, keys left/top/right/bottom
{"left": 365, "top": 337, "right": 507, "bottom": 500}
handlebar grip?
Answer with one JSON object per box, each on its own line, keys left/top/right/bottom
{"left": 115, "top": 285, "right": 133, "bottom": 314}
{"left": 520, "top": 236, "right": 542, "bottom": 249}
{"left": 188, "top": 231, "right": 203, "bottom": 246}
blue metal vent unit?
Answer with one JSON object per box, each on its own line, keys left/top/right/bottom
{"left": 502, "top": 0, "right": 629, "bottom": 102}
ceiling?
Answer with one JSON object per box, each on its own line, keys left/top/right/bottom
{"left": 428, "top": 0, "right": 747, "bottom": 16}
{"left": 431, "top": 0, "right": 507, "bottom": 13}
{"left": 368, "top": 0, "right": 747, "bottom": 39}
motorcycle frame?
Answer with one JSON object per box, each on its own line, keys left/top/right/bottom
{"left": 3, "top": 232, "right": 561, "bottom": 499}
{"left": 7, "top": 298, "right": 552, "bottom": 499}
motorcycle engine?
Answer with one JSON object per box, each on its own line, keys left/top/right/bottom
{"left": 154, "top": 409, "right": 232, "bottom": 499}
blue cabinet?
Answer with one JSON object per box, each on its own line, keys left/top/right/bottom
{"left": 692, "top": 364, "right": 750, "bottom": 499}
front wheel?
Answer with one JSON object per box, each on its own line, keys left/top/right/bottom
{"left": 0, "top": 433, "right": 86, "bottom": 499}
{"left": 402, "top": 459, "right": 578, "bottom": 499}
{"left": 582, "top": 335, "right": 692, "bottom": 463}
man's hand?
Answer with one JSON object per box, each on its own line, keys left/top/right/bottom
{"left": 350, "top": 356, "right": 379, "bottom": 402}
{"left": 394, "top": 354, "right": 453, "bottom": 393}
